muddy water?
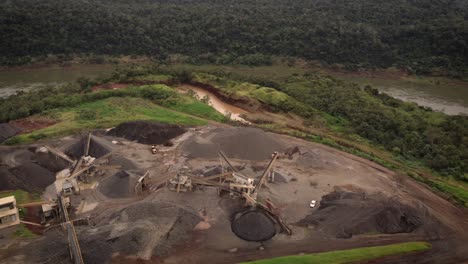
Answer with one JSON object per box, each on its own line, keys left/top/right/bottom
{"left": 338, "top": 76, "right": 468, "bottom": 115}
{"left": 0, "top": 64, "right": 114, "bottom": 98}
{"left": 177, "top": 84, "right": 250, "bottom": 123}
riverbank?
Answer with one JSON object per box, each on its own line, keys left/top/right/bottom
{"left": 1, "top": 62, "right": 467, "bottom": 115}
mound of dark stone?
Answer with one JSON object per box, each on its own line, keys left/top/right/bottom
{"left": 231, "top": 209, "right": 276, "bottom": 241}
{"left": 34, "top": 151, "right": 70, "bottom": 173}
{"left": 66, "top": 135, "right": 113, "bottom": 159}
{"left": 8, "top": 163, "right": 55, "bottom": 192}
{"left": 0, "top": 123, "right": 22, "bottom": 143}
{"left": 298, "top": 190, "right": 431, "bottom": 239}
{"left": 99, "top": 171, "right": 134, "bottom": 198}
{"left": 107, "top": 121, "right": 186, "bottom": 145}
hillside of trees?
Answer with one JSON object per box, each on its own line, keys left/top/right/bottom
{"left": 1, "top": 0, "right": 467, "bottom": 75}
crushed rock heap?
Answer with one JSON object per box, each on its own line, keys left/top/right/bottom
{"left": 298, "top": 189, "right": 439, "bottom": 239}
{"left": 107, "top": 120, "right": 187, "bottom": 145}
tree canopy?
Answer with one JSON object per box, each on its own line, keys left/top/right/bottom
{"left": 1, "top": 0, "right": 467, "bottom": 75}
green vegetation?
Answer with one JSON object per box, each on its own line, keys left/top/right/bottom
{"left": 242, "top": 242, "right": 431, "bottom": 264}
{"left": 0, "top": 84, "right": 225, "bottom": 123}
{"left": 423, "top": 178, "right": 468, "bottom": 207}
{"left": 0, "top": 190, "right": 42, "bottom": 204}
{"left": 1, "top": 0, "right": 467, "bottom": 76}
{"left": 131, "top": 74, "right": 172, "bottom": 82}
{"left": 13, "top": 224, "right": 36, "bottom": 239}
{"left": 193, "top": 70, "right": 467, "bottom": 181}
{"left": 6, "top": 97, "right": 211, "bottom": 144}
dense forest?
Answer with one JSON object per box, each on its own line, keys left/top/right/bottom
{"left": 1, "top": 0, "right": 467, "bottom": 75}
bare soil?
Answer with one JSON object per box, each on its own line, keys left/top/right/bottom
{"left": 10, "top": 116, "right": 57, "bottom": 134}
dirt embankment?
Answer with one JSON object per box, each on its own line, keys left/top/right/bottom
{"left": 188, "top": 81, "right": 261, "bottom": 112}
{"left": 10, "top": 116, "right": 57, "bottom": 134}
{"left": 107, "top": 121, "right": 186, "bottom": 145}
{"left": 0, "top": 116, "right": 56, "bottom": 143}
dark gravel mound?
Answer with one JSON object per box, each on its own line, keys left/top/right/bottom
{"left": 34, "top": 151, "right": 69, "bottom": 173}
{"left": 298, "top": 190, "right": 433, "bottom": 238}
{"left": 0, "top": 167, "right": 24, "bottom": 191}
{"left": 107, "top": 121, "right": 186, "bottom": 145}
{"left": 9, "top": 162, "right": 55, "bottom": 192}
{"left": 231, "top": 209, "right": 276, "bottom": 241}
{"left": 66, "top": 135, "right": 113, "bottom": 159}
{"left": 375, "top": 205, "right": 422, "bottom": 233}
{"left": 0, "top": 123, "right": 22, "bottom": 143}
{"left": 182, "top": 127, "right": 285, "bottom": 161}
{"left": 98, "top": 170, "right": 136, "bottom": 198}
{"left": 0, "top": 147, "right": 66, "bottom": 192}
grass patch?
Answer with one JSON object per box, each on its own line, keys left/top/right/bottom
{"left": 0, "top": 190, "right": 42, "bottom": 204}
{"left": 428, "top": 178, "right": 468, "bottom": 206}
{"left": 6, "top": 97, "right": 210, "bottom": 144}
{"left": 131, "top": 74, "right": 172, "bottom": 82}
{"left": 241, "top": 242, "right": 431, "bottom": 264}
{"left": 12, "top": 224, "right": 37, "bottom": 239}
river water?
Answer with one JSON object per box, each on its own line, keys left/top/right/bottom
{"left": 0, "top": 64, "right": 114, "bottom": 98}
{"left": 337, "top": 76, "right": 468, "bottom": 115}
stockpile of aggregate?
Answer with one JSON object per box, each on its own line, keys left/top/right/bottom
{"left": 8, "top": 163, "right": 55, "bottom": 192}
{"left": 182, "top": 127, "right": 285, "bottom": 161}
{"left": 34, "top": 150, "right": 70, "bottom": 173}
{"left": 66, "top": 134, "right": 113, "bottom": 159}
{"left": 98, "top": 170, "right": 138, "bottom": 198}
{"left": 0, "top": 167, "right": 25, "bottom": 191}
{"left": 76, "top": 201, "right": 201, "bottom": 262}
{"left": 0, "top": 147, "right": 60, "bottom": 192}
{"left": 0, "top": 123, "right": 22, "bottom": 143}
{"left": 231, "top": 209, "right": 277, "bottom": 241}
{"left": 298, "top": 190, "right": 436, "bottom": 239}
{"left": 107, "top": 121, "right": 186, "bottom": 145}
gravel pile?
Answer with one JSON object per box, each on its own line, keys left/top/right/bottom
{"left": 0, "top": 123, "right": 22, "bottom": 143}
{"left": 98, "top": 170, "right": 138, "bottom": 198}
{"left": 0, "top": 162, "right": 55, "bottom": 193}
{"left": 182, "top": 127, "right": 285, "bottom": 161}
{"left": 231, "top": 209, "right": 277, "bottom": 241}
{"left": 66, "top": 134, "right": 113, "bottom": 159}
{"left": 77, "top": 201, "right": 201, "bottom": 262}
{"left": 107, "top": 121, "right": 186, "bottom": 145}
{"left": 34, "top": 151, "right": 70, "bottom": 173}
{"left": 298, "top": 190, "right": 435, "bottom": 238}
{"left": 0, "top": 146, "right": 70, "bottom": 192}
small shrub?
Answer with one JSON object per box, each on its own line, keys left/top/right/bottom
{"left": 78, "top": 109, "right": 97, "bottom": 120}
{"left": 29, "top": 133, "right": 47, "bottom": 140}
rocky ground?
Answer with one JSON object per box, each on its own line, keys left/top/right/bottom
{"left": 0, "top": 123, "right": 467, "bottom": 264}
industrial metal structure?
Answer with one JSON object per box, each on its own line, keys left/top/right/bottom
{"left": 0, "top": 196, "right": 20, "bottom": 229}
